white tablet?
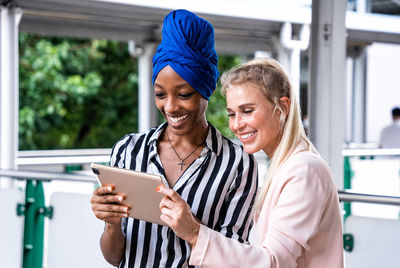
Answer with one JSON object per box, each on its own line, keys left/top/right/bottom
{"left": 90, "top": 163, "right": 166, "bottom": 225}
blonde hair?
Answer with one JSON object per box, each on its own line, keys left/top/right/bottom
{"left": 221, "top": 58, "right": 317, "bottom": 214}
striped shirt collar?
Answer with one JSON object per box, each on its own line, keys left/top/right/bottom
{"left": 147, "top": 122, "right": 223, "bottom": 156}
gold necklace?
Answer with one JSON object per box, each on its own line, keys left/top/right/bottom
{"left": 166, "top": 130, "right": 204, "bottom": 170}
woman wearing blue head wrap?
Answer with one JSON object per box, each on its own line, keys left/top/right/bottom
{"left": 152, "top": 9, "right": 219, "bottom": 100}
{"left": 91, "top": 9, "right": 257, "bottom": 267}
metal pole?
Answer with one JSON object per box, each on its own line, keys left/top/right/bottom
{"left": 342, "top": 148, "right": 400, "bottom": 157}
{"left": 0, "top": 169, "right": 97, "bottom": 183}
{"left": 338, "top": 190, "right": 400, "bottom": 206}
{"left": 33, "top": 181, "right": 46, "bottom": 268}
{"left": 280, "top": 22, "right": 310, "bottom": 100}
{"left": 22, "top": 180, "right": 35, "bottom": 268}
{"left": 0, "top": 6, "right": 22, "bottom": 188}
{"left": 309, "top": 0, "right": 347, "bottom": 189}
{"left": 351, "top": 48, "right": 367, "bottom": 143}
{"left": 343, "top": 156, "right": 353, "bottom": 221}
{"left": 20, "top": 180, "right": 51, "bottom": 268}
{"left": 138, "top": 42, "right": 158, "bottom": 132}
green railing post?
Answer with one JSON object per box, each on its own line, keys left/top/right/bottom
{"left": 343, "top": 156, "right": 353, "bottom": 221}
{"left": 19, "top": 180, "right": 53, "bottom": 268}
{"left": 65, "top": 164, "right": 82, "bottom": 173}
{"left": 22, "top": 180, "right": 36, "bottom": 268}
{"left": 33, "top": 181, "right": 45, "bottom": 267}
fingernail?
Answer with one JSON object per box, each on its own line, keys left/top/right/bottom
{"left": 123, "top": 207, "right": 128, "bottom": 212}
{"left": 155, "top": 186, "right": 161, "bottom": 192}
{"left": 118, "top": 196, "right": 123, "bottom": 202}
{"left": 107, "top": 186, "right": 112, "bottom": 192}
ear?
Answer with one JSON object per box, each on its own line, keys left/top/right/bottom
{"left": 279, "top": 97, "right": 291, "bottom": 117}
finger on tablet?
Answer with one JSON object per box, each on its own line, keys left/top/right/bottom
{"left": 98, "top": 203, "right": 130, "bottom": 214}
{"left": 157, "top": 187, "right": 181, "bottom": 202}
{"left": 159, "top": 196, "right": 172, "bottom": 210}
{"left": 94, "top": 185, "right": 115, "bottom": 195}
{"left": 97, "top": 210, "right": 128, "bottom": 221}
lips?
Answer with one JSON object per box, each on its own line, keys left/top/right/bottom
{"left": 240, "top": 131, "right": 256, "bottom": 139}
{"left": 168, "top": 114, "right": 188, "bottom": 124}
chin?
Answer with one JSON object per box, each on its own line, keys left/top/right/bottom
{"left": 168, "top": 124, "right": 193, "bottom": 136}
{"left": 242, "top": 144, "right": 260, "bottom": 155}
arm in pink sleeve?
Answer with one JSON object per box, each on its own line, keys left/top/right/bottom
{"left": 190, "top": 159, "right": 329, "bottom": 268}
{"left": 190, "top": 224, "right": 277, "bottom": 268}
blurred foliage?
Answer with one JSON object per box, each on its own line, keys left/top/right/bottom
{"left": 18, "top": 33, "right": 241, "bottom": 150}
{"left": 19, "top": 33, "right": 139, "bottom": 150}
{"left": 208, "top": 55, "right": 243, "bottom": 138}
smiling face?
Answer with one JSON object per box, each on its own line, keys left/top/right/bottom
{"left": 154, "top": 65, "right": 208, "bottom": 136}
{"left": 226, "top": 83, "right": 282, "bottom": 157}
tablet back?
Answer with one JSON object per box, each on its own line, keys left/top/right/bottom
{"left": 91, "top": 163, "right": 165, "bottom": 225}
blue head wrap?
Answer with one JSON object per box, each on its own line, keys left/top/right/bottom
{"left": 152, "top": 9, "right": 219, "bottom": 100}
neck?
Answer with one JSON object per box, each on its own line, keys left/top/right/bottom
{"left": 264, "top": 136, "right": 281, "bottom": 160}
{"left": 166, "top": 121, "right": 208, "bottom": 146}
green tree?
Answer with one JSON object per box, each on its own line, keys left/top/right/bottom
{"left": 19, "top": 34, "right": 139, "bottom": 150}
{"left": 207, "top": 55, "right": 243, "bottom": 138}
{"left": 19, "top": 33, "right": 241, "bottom": 150}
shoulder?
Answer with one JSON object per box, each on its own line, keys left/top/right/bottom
{"left": 111, "top": 128, "right": 154, "bottom": 151}
{"left": 210, "top": 124, "right": 256, "bottom": 163}
{"left": 277, "top": 150, "right": 336, "bottom": 198}
{"left": 381, "top": 125, "right": 391, "bottom": 133}
{"left": 109, "top": 125, "right": 162, "bottom": 165}
{"left": 382, "top": 123, "right": 400, "bottom": 133}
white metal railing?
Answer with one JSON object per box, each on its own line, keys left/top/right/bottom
{"left": 15, "top": 147, "right": 400, "bottom": 166}
{"left": 338, "top": 190, "right": 400, "bottom": 206}
{"left": 2, "top": 169, "right": 400, "bottom": 207}
{"left": 342, "top": 148, "right": 400, "bottom": 157}
{"left": 0, "top": 169, "right": 97, "bottom": 183}
{"left": 17, "top": 148, "right": 111, "bottom": 165}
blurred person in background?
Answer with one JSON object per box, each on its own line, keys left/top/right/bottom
{"left": 379, "top": 106, "right": 400, "bottom": 149}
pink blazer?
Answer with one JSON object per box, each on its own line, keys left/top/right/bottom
{"left": 190, "top": 142, "right": 344, "bottom": 267}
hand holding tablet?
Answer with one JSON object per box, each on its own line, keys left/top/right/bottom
{"left": 91, "top": 163, "right": 166, "bottom": 225}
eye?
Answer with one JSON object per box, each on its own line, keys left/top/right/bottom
{"left": 243, "top": 109, "right": 253, "bottom": 114}
{"left": 227, "top": 112, "right": 235, "bottom": 117}
{"left": 155, "top": 92, "right": 166, "bottom": 99}
{"left": 178, "top": 92, "right": 194, "bottom": 99}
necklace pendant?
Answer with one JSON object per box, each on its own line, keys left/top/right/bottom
{"left": 178, "top": 161, "right": 185, "bottom": 170}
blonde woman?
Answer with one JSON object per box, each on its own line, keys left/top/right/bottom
{"left": 157, "top": 58, "right": 344, "bottom": 267}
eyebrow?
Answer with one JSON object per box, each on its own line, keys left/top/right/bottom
{"left": 226, "top": 103, "right": 255, "bottom": 111}
{"left": 238, "top": 103, "right": 255, "bottom": 108}
{"left": 154, "top": 82, "right": 190, "bottom": 90}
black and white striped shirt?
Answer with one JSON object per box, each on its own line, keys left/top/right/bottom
{"left": 110, "top": 123, "right": 258, "bottom": 268}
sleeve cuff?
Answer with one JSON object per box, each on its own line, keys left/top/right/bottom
{"left": 189, "top": 224, "right": 211, "bottom": 266}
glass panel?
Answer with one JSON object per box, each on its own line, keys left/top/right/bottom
{"left": 47, "top": 192, "right": 113, "bottom": 268}
{"left": 0, "top": 188, "right": 23, "bottom": 268}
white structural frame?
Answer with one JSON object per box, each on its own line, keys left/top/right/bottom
{"left": 1, "top": 0, "right": 400, "bottom": 189}
{"left": 309, "top": 0, "right": 347, "bottom": 188}
{"left": 138, "top": 43, "right": 158, "bottom": 132}
{"left": 0, "top": 6, "right": 22, "bottom": 187}
{"left": 351, "top": 48, "right": 367, "bottom": 143}
{"left": 280, "top": 22, "right": 310, "bottom": 100}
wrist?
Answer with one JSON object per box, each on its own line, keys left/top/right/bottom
{"left": 189, "top": 223, "right": 200, "bottom": 247}
{"left": 105, "top": 221, "right": 121, "bottom": 232}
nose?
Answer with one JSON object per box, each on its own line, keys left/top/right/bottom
{"left": 164, "top": 96, "right": 178, "bottom": 114}
{"left": 230, "top": 114, "right": 245, "bottom": 133}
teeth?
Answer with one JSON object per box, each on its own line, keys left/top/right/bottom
{"left": 241, "top": 132, "right": 256, "bottom": 139}
{"left": 169, "top": 114, "right": 188, "bottom": 123}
